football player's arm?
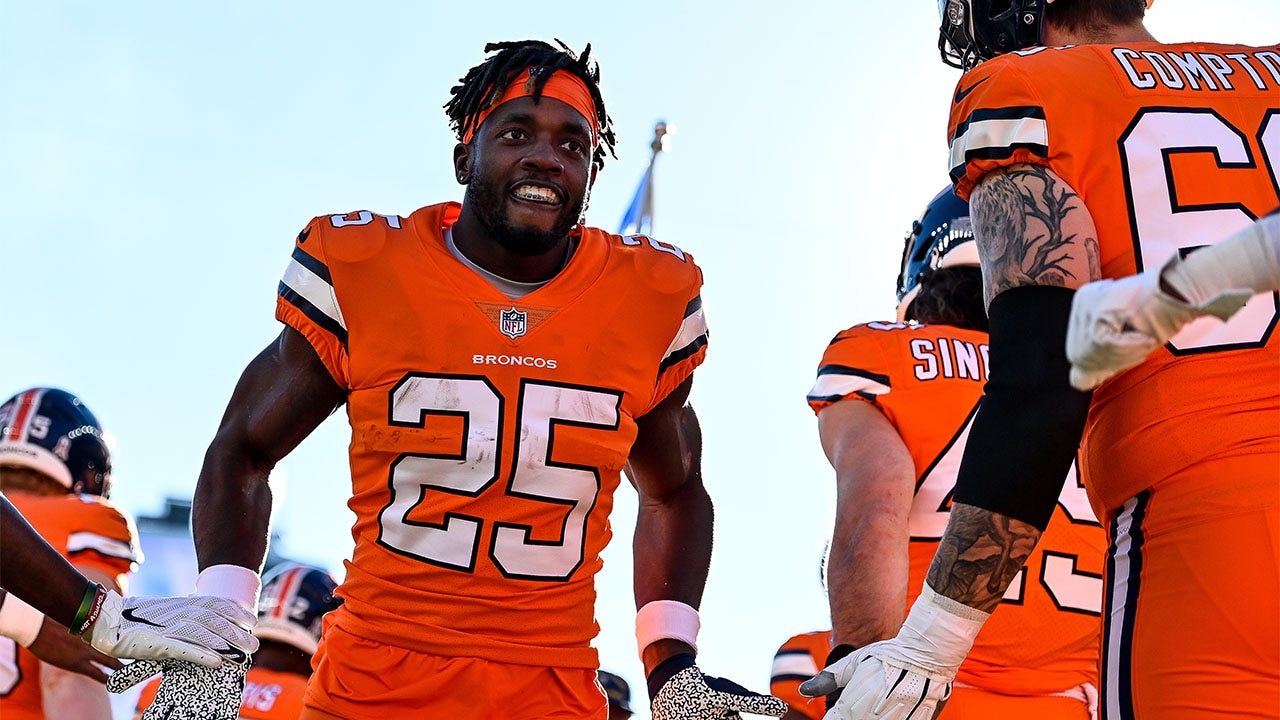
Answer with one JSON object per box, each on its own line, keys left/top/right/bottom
{"left": 930, "top": 163, "right": 1098, "bottom": 611}
{"left": 818, "top": 399, "right": 914, "bottom": 648}
{"left": 627, "top": 375, "right": 787, "bottom": 719}
{"left": 193, "top": 325, "right": 346, "bottom": 591}
{"left": 0, "top": 494, "right": 97, "bottom": 628}
{"left": 39, "top": 563, "right": 121, "bottom": 718}
{"left": 626, "top": 375, "right": 711, "bottom": 674}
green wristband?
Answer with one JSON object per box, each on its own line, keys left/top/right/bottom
{"left": 69, "top": 583, "right": 101, "bottom": 635}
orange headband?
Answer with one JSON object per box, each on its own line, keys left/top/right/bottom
{"left": 463, "top": 67, "right": 600, "bottom": 145}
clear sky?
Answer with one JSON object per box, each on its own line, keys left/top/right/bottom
{"left": 3, "top": 2, "right": 1276, "bottom": 716}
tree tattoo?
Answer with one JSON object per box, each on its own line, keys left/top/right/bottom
{"left": 970, "top": 165, "right": 1101, "bottom": 304}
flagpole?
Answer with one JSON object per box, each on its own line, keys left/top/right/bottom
{"left": 644, "top": 121, "right": 669, "bottom": 235}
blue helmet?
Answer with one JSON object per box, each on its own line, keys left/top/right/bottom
{"left": 0, "top": 387, "right": 112, "bottom": 496}
{"left": 938, "top": 0, "right": 1047, "bottom": 70}
{"left": 255, "top": 563, "right": 342, "bottom": 655}
{"left": 896, "top": 186, "right": 977, "bottom": 321}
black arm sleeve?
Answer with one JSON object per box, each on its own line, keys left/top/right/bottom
{"left": 951, "top": 286, "right": 1093, "bottom": 530}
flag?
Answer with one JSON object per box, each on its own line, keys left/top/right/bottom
{"left": 617, "top": 120, "right": 670, "bottom": 236}
{"left": 617, "top": 163, "right": 655, "bottom": 236}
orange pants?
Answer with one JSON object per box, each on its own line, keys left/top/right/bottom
{"left": 941, "top": 684, "right": 1094, "bottom": 719}
{"left": 1102, "top": 460, "right": 1279, "bottom": 720}
{"left": 300, "top": 624, "right": 608, "bottom": 719}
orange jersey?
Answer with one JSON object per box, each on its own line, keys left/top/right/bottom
{"left": 275, "top": 202, "right": 707, "bottom": 669}
{"left": 136, "top": 667, "right": 308, "bottom": 720}
{"left": 808, "top": 322, "right": 1104, "bottom": 696}
{"left": 770, "top": 630, "right": 832, "bottom": 720}
{"left": 946, "top": 43, "right": 1280, "bottom": 518}
{"left": 0, "top": 493, "right": 140, "bottom": 719}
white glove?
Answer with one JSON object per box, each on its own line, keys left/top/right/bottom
{"left": 1066, "top": 254, "right": 1252, "bottom": 391}
{"left": 799, "top": 586, "right": 988, "bottom": 720}
{"left": 649, "top": 653, "right": 789, "bottom": 719}
{"left": 108, "top": 656, "right": 248, "bottom": 720}
{"left": 86, "top": 590, "right": 259, "bottom": 668}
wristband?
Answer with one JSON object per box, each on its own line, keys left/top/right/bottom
{"left": 196, "top": 564, "right": 262, "bottom": 612}
{"left": 70, "top": 583, "right": 107, "bottom": 635}
{"left": 635, "top": 600, "right": 700, "bottom": 658}
{"left": 0, "top": 594, "right": 44, "bottom": 648}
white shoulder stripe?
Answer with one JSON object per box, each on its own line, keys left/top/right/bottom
{"left": 67, "top": 532, "right": 142, "bottom": 563}
{"left": 281, "top": 257, "right": 348, "bottom": 331}
{"left": 948, "top": 116, "right": 1049, "bottom": 173}
{"left": 808, "top": 373, "right": 890, "bottom": 400}
{"left": 662, "top": 306, "right": 708, "bottom": 361}
{"left": 771, "top": 652, "right": 819, "bottom": 678}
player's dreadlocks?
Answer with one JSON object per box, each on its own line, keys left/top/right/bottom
{"left": 445, "top": 39, "right": 618, "bottom": 172}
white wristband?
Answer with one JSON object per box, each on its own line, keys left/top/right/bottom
{"left": 0, "top": 595, "right": 44, "bottom": 648}
{"left": 635, "top": 600, "right": 700, "bottom": 658}
{"left": 195, "top": 564, "right": 262, "bottom": 613}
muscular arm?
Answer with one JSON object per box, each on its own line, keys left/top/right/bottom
{"left": 625, "top": 376, "right": 713, "bottom": 675}
{"left": 928, "top": 164, "right": 1100, "bottom": 612}
{"left": 971, "top": 164, "right": 1101, "bottom": 304}
{"left": 192, "top": 326, "right": 346, "bottom": 571}
{"left": 818, "top": 401, "right": 914, "bottom": 647}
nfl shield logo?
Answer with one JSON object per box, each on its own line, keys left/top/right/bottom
{"left": 500, "top": 307, "right": 528, "bottom": 339}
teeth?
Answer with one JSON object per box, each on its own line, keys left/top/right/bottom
{"left": 514, "top": 185, "right": 558, "bottom": 204}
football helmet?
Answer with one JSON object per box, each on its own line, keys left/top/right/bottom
{"left": 0, "top": 387, "right": 111, "bottom": 496}
{"left": 938, "top": 0, "right": 1047, "bottom": 70}
{"left": 254, "top": 563, "right": 341, "bottom": 656}
{"left": 896, "top": 185, "right": 978, "bottom": 321}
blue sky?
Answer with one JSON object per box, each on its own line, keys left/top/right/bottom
{"left": 3, "top": 2, "right": 1276, "bottom": 716}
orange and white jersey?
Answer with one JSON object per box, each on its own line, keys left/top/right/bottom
{"left": 0, "top": 493, "right": 140, "bottom": 719}
{"left": 947, "top": 43, "right": 1280, "bottom": 519}
{"left": 770, "top": 630, "right": 832, "bottom": 720}
{"left": 808, "top": 322, "right": 1103, "bottom": 696}
{"left": 135, "top": 667, "right": 308, "bottom": 720}
{"left": 275, "top": 202, "right": 708, "bottom": 669}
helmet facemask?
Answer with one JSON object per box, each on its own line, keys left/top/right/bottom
{"left": 938, "top": 0, "right": 1047, "bottom": 71}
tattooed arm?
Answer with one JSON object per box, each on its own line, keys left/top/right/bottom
{"left": 971, "top": 164, "right": 1102, "bottom": 304}
{"left": 915, "top": 165, "right": 1102, "bottom": 611}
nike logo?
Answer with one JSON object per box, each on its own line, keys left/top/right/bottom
{"left": 953, "top": 76, "right": 990, "bottom": 104}
{"left": 121, "top": 608, "right": 164, "bottom": 628}
{"left": 297, "top": 227, "right": 311, "bottom": 243}
{"left": 215, "top": 645, "right": 248, "bottom": 664}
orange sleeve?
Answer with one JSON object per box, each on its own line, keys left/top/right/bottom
{"left": 65, "top": 497, "right": 141, "bottom": 593}
{"left": 946, "top": 57, "right": 1051, "bottom": 200}
{"left": 806, "top": 324, "right": 895, "bottom": 415}
{"left": 275, "top": 217, "right": 351, "bottom": 387}
{"left": 642, "top": 243, "right": 709, "bottom": 415}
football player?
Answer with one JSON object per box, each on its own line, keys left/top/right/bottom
{"left": 134, "top": 39, "right": 786, "bottom": 720}
{"left": 806, "top": 188, "right": 1104, "bottom": 719}
{"left": 0, "top": 387, "right": 141, "bottom": 719}
{"left": 130, "top": 563, "right": 342, "bottom": 719}
{"left": 804, "top": 3, "right": 1280, "bottom": 719}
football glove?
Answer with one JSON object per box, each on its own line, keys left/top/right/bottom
{"left": 108, "top": 656, "right": 249, "bottom": 720}
{"left": 649, "top": 653, "right": 789, "bottom": 719}
{"left": 86, "top": 590, "right": 258, "bottom": 668}
{"left": 799, "top": 586, "right": 987, "bottom": 720}
{"left": 1066, "top": 254, "right": 1251, "bottom": 391}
